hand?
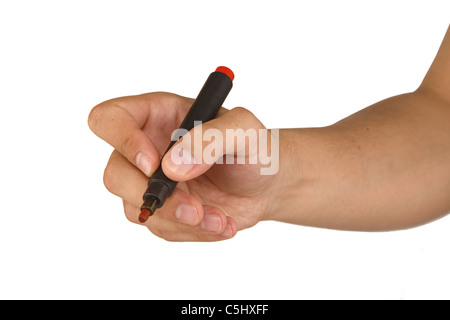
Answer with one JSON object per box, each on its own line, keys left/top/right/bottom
{"left": 89, "top": 26, "right": 450, "bottom": 238}
{"left": 88, "top": 92, "right": 280, "bottom": 241}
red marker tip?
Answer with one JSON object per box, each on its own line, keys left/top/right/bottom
{"left": 215, "top": 66, "right": 234, "bottom": 81}
{"left": 138, "top": 208, "right": 151, "bottom": 223}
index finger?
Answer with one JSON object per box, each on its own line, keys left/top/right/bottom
{"left": 88, "top": 92, "right": 193, "bottom": 176}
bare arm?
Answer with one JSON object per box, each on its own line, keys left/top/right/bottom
{"left": 272, "top": 26, "right": 450, "bottom": 231}
{"left": 89, "top": 27, "right": 450, "bottom": 241}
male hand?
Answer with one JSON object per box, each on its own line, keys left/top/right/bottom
{"left": 88, "top": 92, "right": 280, "bottom": 241}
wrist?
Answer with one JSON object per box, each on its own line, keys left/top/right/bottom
{"left": 263, "top": 125, "right": 366, "bottom": 229}
{"left": 265, "top": 91, "right": 450, "bottom": 230}
{"left": 263, "top": 128, "right": 332, "bottom": 223}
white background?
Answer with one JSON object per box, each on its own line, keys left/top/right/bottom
{"left": 0, "top": 0, "right": 449, "bottom": 300}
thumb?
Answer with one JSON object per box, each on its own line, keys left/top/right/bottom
{"left": 161, "top": 107, "right": 265, "bottom": 181}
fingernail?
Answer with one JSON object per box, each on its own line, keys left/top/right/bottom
{"left": 136, "top": 152, "right": 153, "bottom": 176}
{"left": 164, "top": 148, "right": 196, "bottom": 176}
{"left": 219, "top": 224, "right": 233, "bottom": 238}
{"left": 175, "top": 204, "right": 198, "bottom": 225}
{"left": 201, "top": 214, "right": 222, "bottom": 232}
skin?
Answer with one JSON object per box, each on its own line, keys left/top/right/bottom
{"left": 88, "top": 26, "right": 450, "bottom": 241}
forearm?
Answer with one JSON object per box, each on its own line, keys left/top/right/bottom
{"left": 267, "top": 26, "right": 450, "bottom": 231}
{"left": 271, "top": 90, "right": 450, "bottom": 231}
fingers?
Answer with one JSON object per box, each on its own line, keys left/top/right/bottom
{"left": 91, "top": 91, "right": 240, "bottom": 241}
{"left": 161, "top": 107, "right": 265, "bottom": 181}
{"left": 104, "top": 150, "right": 148, "bottom": 206}
{"left": 90, "top": 103, "right": 159, "bottom": 176}
{"left": 124, "top": 201, "right": 238, "bottom": 241}
{"left": 105, "top": 149, "right": 237, "bottom": 241}
{"left": 88, "top": 92, "right": 194, "bottom": 176}
{"left": 105, "top": 150, "right": 203, "bottom": 222}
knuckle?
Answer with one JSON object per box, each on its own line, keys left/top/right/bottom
{"left": 123, "top": 203, "right": 137, "bottom": 224}
{"left": 120, "top": 134, "right": 138, "bottom": 160}
{"left": 147, "top": 224, "right": 170, "bottom": 241}
{"left": 228, "top": 107, "right": 261, "bottom": 128}
{"left": 158, "top": 230, "right": 175, "bottom": 242}
{"left": 103, "top": 162, "right": 118, "bottom": 193}
{"left": 87, "top": 104, "right": 104, "bottom": 132}
{"left": 148, "top": 227, "right": 162, "bottom": 238}
{"left": 230, "top": 106, "right": 253, "bottom": 119}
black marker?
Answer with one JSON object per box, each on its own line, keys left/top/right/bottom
{"left": 139, "top": 66, "right": 234, "bottom": 223}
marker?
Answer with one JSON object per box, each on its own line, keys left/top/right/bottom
{"left": 138, "top": 66, "right": 234, "bottom": 223}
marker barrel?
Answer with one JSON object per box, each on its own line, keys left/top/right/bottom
{"left": 140, "top": 69, "right": 233, "bottom": 216}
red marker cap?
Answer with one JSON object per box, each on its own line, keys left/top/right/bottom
{"left": 215, "top": 66, "right": 234, "bottom": 81}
